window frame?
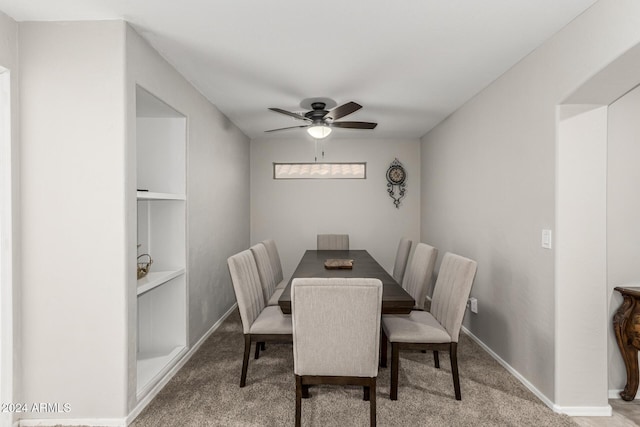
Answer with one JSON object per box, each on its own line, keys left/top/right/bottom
{"left": 273, "top": 162, "right": 367, "bottom": 180}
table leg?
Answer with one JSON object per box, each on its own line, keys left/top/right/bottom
{"left": 614, "top": 294, "right": 640, "bottom": 401}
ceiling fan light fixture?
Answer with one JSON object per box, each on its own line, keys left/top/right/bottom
{"left": 307, "top": 124, "right": 332, "bottom": 139}
{"left": 267, "top": 101, "right": 376, "bottom": 136}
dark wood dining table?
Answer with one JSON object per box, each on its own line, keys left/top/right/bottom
{"left": 278, "top": 249, "right": 415, "bottom": 315}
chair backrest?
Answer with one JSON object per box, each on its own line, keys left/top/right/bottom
{"left": 291, "top": 278, "right": 382, "bottom": 377}
{"left": 262, "top": 239, "right": 284, "bottom": 284}
{"left": 392, "top": 237, "right": 413, "bottom": 285}
{"left": 403, "top": 243, "right": 438, "bottom": 310}
{"left": 250, "top": 243, "right": 277, "bottom": 304}
{"left": 227, "top": 249, "right": 266, "bottom": 334}
{"left": 317, "top": 234, "right": 349, "bottom": 250}
{"left": 430, "top": 252, "right": 478, "bottom": 342}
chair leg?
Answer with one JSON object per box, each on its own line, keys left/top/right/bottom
{"left": 390, "top": 343, "right": 400, "bottom": 400}
{"left": 240, "top": 335, "right": 251, "bottom": 387}
{"left": 363, "top": 385, "right": 370, "bottom": 401}
{"left": 450, "top": 342, "right": 461, "bottom": 400}
{"left": 370, "top": 377, "right": 377, "bottom": 427}
{"left": 254, "top": 341, "right": 261, "bottom": 359}
{"left": 261, "top": 342, "right": 266, "bottom": 350}
{"left": 295, "top": 376, "right": 302, "bottom": 427}
{"left": 302, "top": 385, "right": 310, "bottom": 399}
{"left": 433, "top": 350, "right": 440, "bottom": 368}
{"left": 380, "top": 329, "right": 388, "bottom": 368}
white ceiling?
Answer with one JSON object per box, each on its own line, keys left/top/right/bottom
{"left": 0, "top": 0, "right": 598, "bottom": 140}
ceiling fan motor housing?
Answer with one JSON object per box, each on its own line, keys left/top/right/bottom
{"left": 305, "top": 102, "right": 330, "bottom": 121}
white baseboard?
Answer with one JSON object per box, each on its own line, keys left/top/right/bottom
{"left": 461, "top": 326, "right": 612, "bottom": 417}
{"left": 461, "top": 326, "right": 555, "bottom": 409}
{"left": 17, "top": 304, "right": 238, "bottom": 427}
{"left": 126, "top": 303, "right": 238, "bottom": 425}
{"left": 608, "top": 389, "right": 623, "bottom": 399}
{"left": 552, "top": 405, "right": 612, "bottom": 416}
{"left": 20, "top": 418, "right": 125, "bottom": 427}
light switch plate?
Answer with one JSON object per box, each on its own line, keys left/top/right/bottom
{"left": 542, "top": 229, "right": 552, "bottom": 249}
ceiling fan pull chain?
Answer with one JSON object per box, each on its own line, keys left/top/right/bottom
{"left": 314, "top": 139, "right": 318, "bottom": 163}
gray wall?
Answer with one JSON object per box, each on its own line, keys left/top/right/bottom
{"left": 250, "top": 137, "right": 420, "bottom": 281}
{"left": 14, "top": 19, "right": 250, "bottom": 421}
{"left": 126, "top": 24, "right": 249, "bottom": 348}
{"left": 421, "top": 0, "right": 640, "bottom": 410}
{"left": 556, "top": 105, "right": 608, "bottom": 409}
{"left": 0, "top": 10, "right": 20, "bottom": 427}
{"left": 19, "top": 21, "right": 129, "bottom": 419}
{"left": 126, "top": 25, "right": 251, "bottom": 411}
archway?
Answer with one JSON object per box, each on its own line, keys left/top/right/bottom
{"left": 556, "top": 42, "right": 640, "bottom": 414}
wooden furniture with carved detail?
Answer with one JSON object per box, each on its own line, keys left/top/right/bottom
{"left": 613, "top": 286, "right": 640, "bottom": 401}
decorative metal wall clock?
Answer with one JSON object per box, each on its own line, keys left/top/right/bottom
{"left": 386, "top": 158, "right": 407, "bottom": 208}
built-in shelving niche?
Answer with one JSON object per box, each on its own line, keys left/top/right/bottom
{"left": 135, "top": 86, "right": 187, "bottom": 399}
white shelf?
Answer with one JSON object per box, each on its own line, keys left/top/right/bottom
{"left": 137, "top": 191, "right": 185, "bottom": 201}
{"left": 136, "top": 345, "right": 187, "bottom": 398}
{"left": 137, "top": 269, "right": 186, "bottom": 296}
{"left": 134, "top": 87, "right": 187, "bottom": 404}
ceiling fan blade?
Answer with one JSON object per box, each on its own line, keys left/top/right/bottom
{"left": 325, "top": 102, "right": 362, "bottom": 121}
{"left": 331, "top": 121, "right": 377, "bottom": 129}
{"left": 265, "top": 125, "right": 311, "bottom": 133}
{"left": 268, "top": 108, "right": 311, "bottom": 121}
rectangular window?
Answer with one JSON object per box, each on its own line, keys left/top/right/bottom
{"left": 273, "top": 162, "right": 366, "bottom": 180}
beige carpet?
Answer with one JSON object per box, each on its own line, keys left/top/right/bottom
{"left": 131, "top": 309, "right": 577, "bottom": 426}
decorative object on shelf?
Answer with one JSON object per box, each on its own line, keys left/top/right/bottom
{"left": 324, "top": 259, "right": 354, "bottom": 270}
{"left": 137, "top": 253, "right": 153, "bottom": 279}
{"left": 386, "top": 158, "right": 407, "bottom": 208}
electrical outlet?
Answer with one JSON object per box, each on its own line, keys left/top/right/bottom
{"left": 469, "top": 297, "right": 478, "bottom": 314}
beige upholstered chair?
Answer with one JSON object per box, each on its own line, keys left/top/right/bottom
{"left": 292, "top": 278, "right": 383, "bottom": 427}
{"left": 317, "top": 234, "right": 349, "bottom": 250}
{"left": 250, "top": 243, "right": 285, "bottom": 306}
{"left": 227, "top": 249, "right": 292, "bottom": 387}
{"left": 403, "top": 243, "right": 438, "bottom": 310}
{"left": 381, "top": 252, "right": 477, "bottom": 400}
{"left": 391, "top": 237, "right": 413, "bottom": 285}
{"left": 262, "top": 239, "right": 287, "bottom": 290}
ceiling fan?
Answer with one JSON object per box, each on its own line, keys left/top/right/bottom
{"left": 265, "top": 101, "right": 377, "bottom": 139}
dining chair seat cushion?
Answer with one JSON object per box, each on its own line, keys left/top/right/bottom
{"left": 249, "top": 306, "right": 293, "bottom": 335}
{"left": 267, "top": 287, "right": 285, "bottom": 306}
{"left": 228, "top": 249, "right": 293, "bottom": 388}
{"left": 275, "top": 279, "right": 287, "bottom": 290}
{"left": 382, "top": 252, "right": 477, "bottom": 402}
{"left": 382, "top": 311, "right": 451, "bottom": 344}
